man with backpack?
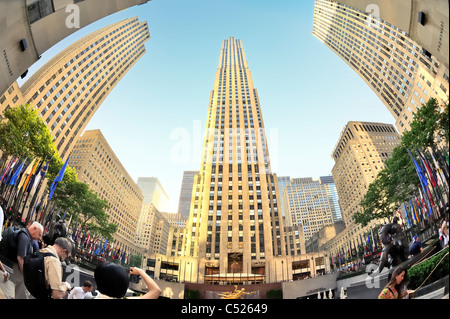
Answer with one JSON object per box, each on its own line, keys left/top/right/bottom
{"left": 13, "top": 221, "right": 43, "bottom": 299}
{"left": 33, "top": 237, "right": 73, "bottom": 299}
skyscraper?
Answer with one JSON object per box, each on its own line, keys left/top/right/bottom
{"left": 312, "top": 0, "right": 449, "bottom": 134}
{"left": 277, "top": 176, "right": 291, "bottom": 218}
{"left": 319, "top": 175, "right": 342, "bottom": 222}
{"left": 282, "top": 177, "right": 335, "bottom": 240}
{"left": 177, "top": 171, "right": 199, "bottom": 219}
{"left": 137, "top": 177, "right": 170, "bottom": 212}
{"left": 335, "top": 0, "right": 449, "bottom": 70}
{"left": 0, "top": 0, "right": 150, "bottom": 95}
{"left": 183, "top": 37, "right": 286, "bottom": 283}
{"left": 0, "top": 17, "right": 150, "bottom": 161}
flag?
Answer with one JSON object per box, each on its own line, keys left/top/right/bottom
{"left": 21, "top": 158, "right": 40, "bottom": 192}
{"left": 1, "top": 157, "right": 16, "bottom": 183}
{"left": 49, "top": 156, "right": 69, "bottom": 200}
{"left": 429, "top": 147, "right": 446, "bottom": 187}
{"left": 2, "top": 157, "right": 19, "bottom": 184}
{"left": 367, "top": 230, "right": 372, "bottom": 252}
{"left": 416, "top": 149, "right": 436, "bottom": 188}
{"left": 407, "top": 149, "right": 428, "bottom": 190}
{"left": 9, "top": 158, "right": 27, "bottom": 186}
{"left": 403, "top": 202, "right": 411, "bottom": 228}
{"left": 101, "top": 239, "right": 108, "bottom": 256}
{"left": 17, "top": 158, "right": 35, "bottom": 190}
{"left": 30, "top": 157, "right": 51, "bottom": 196}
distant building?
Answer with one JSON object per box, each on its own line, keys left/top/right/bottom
{"left": 319, "top": 175, "right": 342, "bottom": 222}
{"left": 136, "top": 203, "right": 170, "bottom": 255}
{"left": 177, "top": 171, "right": 198, "bottom": 219}
{"left": 161, "top": 212, "right": 187, "bottom": 229}
{"left": 282, "top": 177, "right": 335, "bottom": 241}
{"left": 137, "top": 177, "right": 170, "bottom": 212}
{"left": 277, "top": 176, "right": 291, "bottom": 217}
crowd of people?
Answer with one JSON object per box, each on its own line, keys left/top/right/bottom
{"left": 1, "top": 208, "right": 161, "bottom": 299}
{"left": 1, "top": 203, "right": 448, "bottom": 300}
{"left": 378, "top": 216, "right": 449, "bottom": 299}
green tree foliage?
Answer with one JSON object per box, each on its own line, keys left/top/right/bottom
{"left": 0, "top": 104, "right": 56, "bottom": 161}
{"left": 356, "top": 98, "right": 447, "bottom": 226}
{"left": 438, "top": 102, "right": 449, "bottom": 145}
{"left": 50, "top": 164, "right": 117, "bottom": 240}
{"left": 1, "top": 105, "right": 116, "bottom": 240}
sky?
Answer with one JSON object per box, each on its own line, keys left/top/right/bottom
{"left": 18, "top": 0, "right": 396, "bottom": 212}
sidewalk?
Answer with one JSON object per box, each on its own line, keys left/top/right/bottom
{"left": 0, "top": 263, "right": 14, "bottom": 299}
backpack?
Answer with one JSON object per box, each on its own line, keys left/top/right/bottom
{"left": 0, "top": 225, "right": 27, "bottom": 262}
{"left": 23, "top": 251, "right": 57, "bottom": 299}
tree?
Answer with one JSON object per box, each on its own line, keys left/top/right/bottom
{"left": 438, "top": 102, "right": 449, "bottom": 145}
{"left": 402, "top": 98, "right": 436, "bottom": 148}
{"left": 356, "top": 170, "right": 394, "bottom": 226}
{"left": 0, "top": 104, "right": 56, "bottom": 162}
{"left": 356, "top": 98, "right": 447, "bottom": 226}
{"left": 51, "top": 177, "right": 117, "bottom": 240}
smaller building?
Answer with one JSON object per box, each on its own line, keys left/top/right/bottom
{"left": 305, "top": 220, "right": 346, "bottom": 253}
{"left": 137, "top": 177, "right": 170, "bottom": 212}
{"left": 69, "top": 129, "right": 144, "bottom": 258}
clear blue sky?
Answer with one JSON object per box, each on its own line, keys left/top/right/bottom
{"left": 19, "top": 0, "right": 395, "bottom": 212}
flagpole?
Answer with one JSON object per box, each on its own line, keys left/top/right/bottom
{"left": 25, "top": 178, "right": 45, "bottom": 222}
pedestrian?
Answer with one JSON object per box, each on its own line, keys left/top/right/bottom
{"left": 0, "top": 205, "right": 10, "bottom": 281}
{"left": 442, "top": 217, "right": 449, "bottom": 247}
{"left": 39, "top": 237, "right": 74, "bottom": 299}
{"left": 409, "top": 235, "right": 423, "bottom": 257}
{"left": 13, "top": 221, "right": 43, "bottom": 299}
{"left": 26, "top": 220, "right": 42, "bottom": 252}
{"left": 68, "top": 280, "right": 94, "bottom": 299}
{"left": 93, "top": 262, "right": 161, "bottom": 299}
{"left": 378, "top": 266, "right": 413, "bottom": 299}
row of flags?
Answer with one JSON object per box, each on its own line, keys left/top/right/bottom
{"left": 403, "top": 146, "right": 449, "bottom": 228}
{"left": 1, "top": 155, "right": 132, "bottom": 264}
{"left": 1, "top": 155, "right": 69, "bottom": 205}
{"left": 332, "top": 146, "right": 449, "bottom": 265}
{"left": 332, "top": 226, "right": 382, "bottom": 265}
{"left": 71, "top": 223, "right": 131, "bottom": 265}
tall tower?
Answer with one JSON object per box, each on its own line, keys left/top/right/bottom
{"left": 312, "top": 0, "right": 449, "bottom": 134}
{"left": 184, "top": 37, "right": 286, "bottom": 283}
{"left": 177, "top": 171, "right": 199, "bottom": 219}
{"left": 1, "top": 17, "right": 150, "bottom": 160}
{"left": 0, "top": 0, "right": 151, "bottom": 95}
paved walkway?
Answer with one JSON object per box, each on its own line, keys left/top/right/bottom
{"left": 1, "top": 261, "right": 448, "bottom": 300}
{"left": 0, "top": 263, "right": 14, "bottom": 299}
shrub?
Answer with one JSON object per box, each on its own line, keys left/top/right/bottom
{"left": 184, "top": 289, "right": 201, "bottom": 299}
{"left": 407, "top": 247, "right": 449, "bottom": 290}
{"left": 266, "top": 289, "right": 283, "bottom": 299}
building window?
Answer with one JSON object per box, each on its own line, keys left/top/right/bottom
{"left": 27, "top": 0, "right": 55, "bottom": 24}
